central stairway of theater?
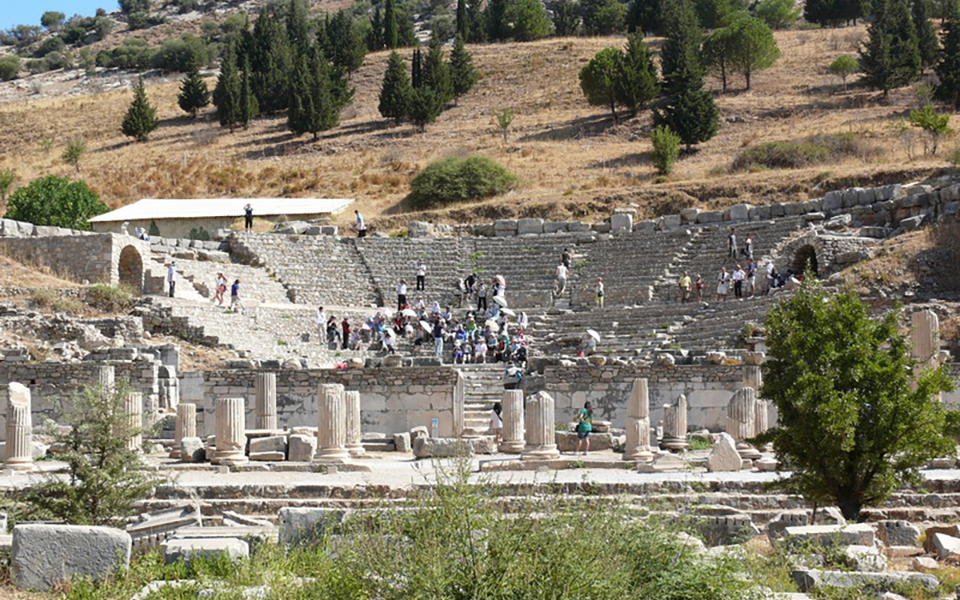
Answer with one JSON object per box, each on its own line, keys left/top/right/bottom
{"left": 457, "top": 364, "right": 505, "bottom": 434}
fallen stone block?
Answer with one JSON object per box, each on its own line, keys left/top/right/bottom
{"left": 843, "top": 544, "right": 887, "bottom": 572}
{"left": 288, "top": 434, "right": 317, "bottom": 462}
{"left": 163, "top": 537, "right": 249, "bottom": 566}
{"left": 278, "top": 507, "right": 348, "bottom": 547}
{"left": 12, "top": 524, "right": 131, "bottom": 591}
{"left": 923, "top": 524, "right": 960, "bottom": 553}
{"left": 932, "top": 532, "right": 960, "bottom": 561}
{"left": 393, "top": 432, "right": 412, "bottom": 453}
{"left": 249, "top": 435, "right": 287, "bottom": 455}
{"left": 790, "top": 569, "right": 937, "bottom": 594}
{"left": 913, "top": 556, "right": 939, "bottom": 571}
{"left": 781, "top": 524, "right": 875, "bottom": 548}
{"left": 877, "top": 520, "right": 920, "bottom": 548}
{"left": 127, "top": 505, "right": 203, "bottom": 551}
{"left": 180, "top": 437, "right": 206, "bottom": 463}
{"left": 706, "top": 433, "right": 742, "bottom": 472}
{"left": 413, "top": 437, "right": 496, "bottom": 458}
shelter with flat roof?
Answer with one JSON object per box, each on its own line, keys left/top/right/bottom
{"left": 90, "top": 198, "right": 354, "bottom": 239}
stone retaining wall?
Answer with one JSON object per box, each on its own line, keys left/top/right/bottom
{"left": 179, "top": 367, "right": 461, "bottom": 437}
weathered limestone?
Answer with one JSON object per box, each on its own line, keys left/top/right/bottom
{"left": 4, "top": 383, "right": 34, "bottom": 471}
{"left": 499, "top": 389, "right": 525, "bottom": 453}
{"left": 911, "top": 309, "right": 939, "bottom": 366}
{"left": 623, "top": 378, "right": 654, "bottom": 462}
{"left": 163, "top": 538, "right": 249, "bottom": 566}
{"left": 344, "top": 390, "right": 365, "bottom": 457}
{"left": 213, "top": 398, "right": 248, "bottom": 467}
{"left": 254, "top": 373, "right": 277, "bottom": 431}
{"left": 11, "top": 524, "right": 132, "bottom": 591}
{"left": 754, "top": 399, "right": 769, "bottom": 436}
{"left": 521, "top": 391, "right": 560, "bottom": 460}
{"left": 315, "top": 383, "right": 350, "bottom": 463}
{"left": 660, "top": 394, "right": 689, "bottom": 452}
{"left": 726, "top": 387, "right": 761, "bottom": 461}
{"left": 707, "top": 433, "right": 743, "bottom": 472}
{"left": 96, "top": 364, "right": 115, "bottom": 393}
{"left": 173, "top": 403, "right": 197, "bottom": 459}
{"left": 743, "top": 365, "right": 763, "bottom": 391}
{"left": 122, "top": 392, "right": 143, "bottom": 452}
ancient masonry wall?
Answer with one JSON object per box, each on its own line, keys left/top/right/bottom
{"left": 179, "top": 368, "right": 461, "bottom": 437}
{"left": 0, "top": 231, "right": 151, "bottom": 287}
{"left": 0, "top": 361, "right": 161, "bottom": 441}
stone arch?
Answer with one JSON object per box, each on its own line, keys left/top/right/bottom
{"left": 791, "top": 244, "right": 819, "bottom": 277}
{"left": 118, "top": 245, "right": 143, "bottom": 293}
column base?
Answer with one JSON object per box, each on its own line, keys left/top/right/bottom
{"left": 521, "top": 445, "right": 560, "bottom": 461}
{"left": 736, "top": 443, "right": 762, "bottom": 461}
{"left": 499, "top": 440, "right": 525, "bottom": 453}
{"left": 314, "top": 449, "right": 351, "bottom": 463}
{"left": 660, "top": 437, "right": 690, "bottom": 452}
{"left": 217, "top": 451, "right": 248, "bottom": 467}
{"left": 623, "top": 448, "right": 655, "bottom": 462}
{"left": 346, "top": 444, "right": 366, "bottom": 457}
{"left": 4, "top": 460, "right": 34, "bottom": 472}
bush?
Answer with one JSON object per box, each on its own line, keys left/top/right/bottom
{"left": 651, "top": 125, "right": 681, "bottom": 175}
{"left": 732, "top": 132, "right": 874, "bottom": 170}
{"left": 408, "top": 156, "right": 518, "bottom": 210}
{"left": 151, "top": 34, "right": 209, "bottom": 72}
{"left": 119, "top": 0, "right": 151, "bottom": 14}
{"left": 86, "top": 283, "right": 137, "bottom": 312}
{"left": 34, "top": 36, "right": 65, "bottom": 57}
{"left": 754, "top": 0, "right": 799, "bottom": 29}
{"left": 96, "top": 39, "right": 154, "bottom": 69}
{"left": 0, "top": 56, "right": 19, "bottom": 81}
{"left": 3, "top": 175, "right": 108, "bottom": 230}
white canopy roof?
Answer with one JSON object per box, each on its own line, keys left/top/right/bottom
{"left": 90, "top": 198, "right": 354, "bottom": 223}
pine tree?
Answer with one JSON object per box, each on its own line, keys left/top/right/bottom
{"left": 412, "top": 47, "right": 423, "bottom": 88}
{"left": 505, "top": 0, "right": 554, "bottom": 40}
{"left": 324, "top": 10, "right": 367, "bottom": 73}
{"left": 804, "top": 0, "right": 840, "bottom": 27}
{"left": 703, "top": 25, "right": 735, "bottom": 92}
{"left": 937, "top": 0, "right": 960, "bottom": 109}
{"left": 385, "top": 0, "right": 400, "bottom": 49}
{"left": 288, "top": 47, "right": 342, "bottom": 139}
{"left": 239, "top": 55, "right": 258, "bottom": 128}
{"left": 466, "top": 0, "right": 487, "bottom": 42}
{"left": 859, "top": 0, "right": 921, "bottom": 96}
{"left": 654, "top": 87, "right": 719, "bottom": 148}
{"left": 579, "top": 47, "right": 622, "bottom": 120}
{"left": 287, "top": 53, "right": 314, "bottom": 136}
{"left": 449, "top": 34, "right": 478, "bottom": 104}
{"left": 727, "top": 15, "right": 780, "bottom": 90}
{"left": 379, "top": 51, "right": 412, "bottom": 124}
{"left": 369, "top": 6, "right": 384, "bottom": 51}
{"left": 616, "top": 32, "right": 658, "bottom": 115}
{"left": 121, "top": 75, "right": 158, "bottom": 142}
{"left": 422, "top": 35, "right": 453, "bottom": 105}
{"left": 177, "top": 66, "right": 210, "bottom": 118}
{"left": 286, "top": 0, "right": 309, "bottom": 52}
{"left": 250, "top": 9, "right": 292, "bottom": 113}
{"left": 660, "top": 0, "right": 704, "bottom": 95}
{"left": 913, "top": 0, "right": 940, "bottom": 70}
{"left": 213, "top": 43, "right": 242, "bottom": 130}
{"left": 485, "top": 0, "right": 510, "bottom": 40}
{"left": 553, "top": 0, "right": 581, "bottom": 35}
{"left": 408, "top": 86, "right": 443, "bottom": 131}
{"left": 627, "top": 0, "right": 664, "bottom": 34}
{"left": 457, "top": 0, "right": 468, "bottom": 37}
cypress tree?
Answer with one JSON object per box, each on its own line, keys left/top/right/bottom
{"left": 627, "top": 0, "right": 664, "bottom": 34}
{"left": 325, "top": 10, "right": 367, "bottom": 73}
{"left": 239, "top": 54, "right": 258, "bottom": 128}
{"left": 407, "top": 87, "right": 443, "bottom": 131}
{"left": 913, "top": 0, "right": 940, "bottom": 70}
{"left": 288, "top": 46, "right": 343, "bottom": 139}
{"left": 553, "top": 0, "right": 581, "bottom": 35}
{"left": 286, "top": 0, "right": 309, "bottom": 52}
{"left": 121, "top": 75, "right": 158, "bottom": 142}
{"left": 456, "top": 0, "right": 468, "bottom": 38}
{"left": 412, "top": 47, "right": 423, "bottom": 88}
{"left": 250, "top": 12, "right": 291, "bottom": 113}
{"left": 177, "top": 66, "right": 210, "bottom": 118}
{"left": 859, "top": 0, "right": 921, "bottom": 96}
{"left": 422, "top": 35, "right": 453, "bottom": 105}
{"left": 379, "top": 51, "right": 412, "bottom": 124}
{"left": 385, "top": 0, "right": 400, "bottom": 49}
{"left": 936, "top": 0, "right": 960, "bottom": 108}
{"left": 369, "top": 6, "right": 384, "bottom": 51}
{"left": 616, "top": 32, "right": 658, "bottom": 115}
{"left": 287, "top": 53, "right": 314, "bottom": 136}
{"left": 213, "top": 43, "right": 242, "bottom": 130}
{"left": 485, "top": 0, "right": 509, "bottom": 40}
{"left": 466, "top": 0, "right": 486, "bottom": 42}
{"left": 660, "top": 0, "right": 704, "bottom": 95}
{"left": 449, "top": 34, "right": 478, "bottom": 104}
{"left": 653, "top": 87, "right": 719, "bottom": 148}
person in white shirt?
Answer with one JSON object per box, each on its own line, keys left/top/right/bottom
{"left": 354, "top": 210, "right": 366, "bottom": 238}
{"left": 397, "top": 280, "right": 408, "bottom": 312}
{"left": 554, "top": 262, "right": 569, "bottom": 298}
{"left": 416, "top": 260, "right": 427, "bottom": 291}
{"left": 732, "top": 265, "right": 746, "bottom": 299}
{"left": 316, "top": 306, "right": 327, "bottom": 339}
{"left": 167, "top": 262, "right": 177, "bottom": 298}
{"left": 716, "top": 268, "right": 729, "bottom": 302}
{"left": 490, "top": 402, "right": 503, "bottom": 444}
{"left": 765, "top": 261, "right": 776, "bottom": 295}
{"left": 595, "top": 277, "right": 604, "bottom": 308}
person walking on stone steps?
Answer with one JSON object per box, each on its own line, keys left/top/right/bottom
{"left": 416, "top": 260, "right": 427, "bottom": 291}
{"left": 214, "top": 272, "right": 227, "bottom": 305}
{"left": 745, "top": 259, "right": 757, "bottom": 297}
{"left": 561, "top": 248, "right": 571, "bottom": 269}
{"left": 354, "top": 210, "right": 367, "bottom": 238}
{"left": 341, "top": 317, "right": 350, "bottom": 350}
{"left": 244, "top": 203, "right": 254, "bottom": 230}
{"left": 167, "top": 261, "right": 177, "bottom": 298}
{"left": 732, "top": 264, "right": 746, "bottom": 299}
{"left": 433, "top": 318, "right": 445, "bottom": 360}
{"left": 678, "top": 271, "right": 692, "bottom": 303}
{"left": 230, "top": 279, "right": 244, "bottom": 313}
{"left": 728, "top": 228, "right": 737, "bottom": 259}
{"left": 574, "top": 401, "right": 593, "bottom": 455}
{"left": 397, "top": 279, "right": 408, "bottom": 313}
{"left": 595, "top": 277, "right": 604, "bottom": 308}
{"left": 316, "top": 306, "right": 327, "bottom": 340}
{"left": 554, "top": 260, "right": 569, "bottom": 299}
{"left": 742, "top": 235, "right": 753, "bottom": 261}
{"left": 477, "top": 279, "right": 487, "bottom": 311}
{"left": 490, "top": 401, "right": 503, "bottom": 445}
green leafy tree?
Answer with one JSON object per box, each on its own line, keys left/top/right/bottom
{"left": 422, "top": 35, "right": 454, "bottom": 105}
{"left": 485, "top": 0, "right": 511, "bottom": 39}
{"left": 615, "top": 32, "right": 659, "bottom": 115}
{"left": 910, "top": 104, "right": 954, "bottom": 153}
{"left": 16, "top": 381, "right": 163, "bottom": 526}
{"left": 505, "top": 0, "right": 554, "bottom": 40}
{"left": 119, "top": 0, "right": 151, "bottom": 14}
{"left": 286, "top": 0, "right": 310, "bottom": 52}
{"left": 120, "top": 75, "right": 158, "bottom": 142}
{"left": 660, "top": 0, "right": 704, "bottom": 95}
{"left": 465, "top": 0, "right": 487, "bottom": 42}
{"left": 369, "top": 6, "right": 385, "bottom": 51}
{"left": 552, "top": 0, "right": 582, "bottom": 34}
{"left": 703, "top": 25, "right": 735, "bottom": 92}
{"left": 859, "top": 0, "right": 921, "bottom": 96}
{"left": 804, "top": 0, "right": 839, "bottom": 27}
{"left": 41, "top": 11, "right": 65, "bottom": 30}
{"left": 914, "top": 0, "right": 940, "bottom": 70}
{"left": 650, "top": 125, "right": 681, "bottom": 174}
{"left": 457, "top": 0, "right": 468, "bottom": 37}
{"left": 379, "top": 51, "right": 412, "bottom": 124}
{"left": 727, "top": 16, "right": 780, "bottom": 89}
{"left": 495, "top": 107, "right": 515, "bottom": 143}
{"left": 754, "top": 0, "right": 799, "bottom": 29}
{"left": 0, "top": 56, "right": 19, "bottom": 82}
{"left": 213, "top": 43, "right": 242, "bottom": 130}
{"left": 581, "top": 0, "right": 628, "bottom": 34}
{"left": 61, "top": 137, "right": 87, "bottom": 173}
{"left": 0, "top": 169, "right": 17, "bottom": 202}
{"left": 449, "top": 34, "right": 478, "bottom": 103}
{"left": 250, "top": 11, "right": 292, "bottom": 113}
{"left": 4, "top": 176, "right": 107, "bottom": 229}
{"left": 580, "top": 47, "right": 622, "bottom": 120}
{"left": 412, "top": 46, "right": 423, "bottom": 88}
{"left": 385, "top": 0, "right": 400, "bottom": 48}
{"left": 829, "top": 54, "right": 859, "bottom": 89}
{"left": 758, "top": 281, "right": 957, "bottom": 522}
{"left": 654, "top": 87, "right": 719, "bottom": 148}
{"left": 178, "top": 66, "right": 210, "bottom": 117}
{"left": 936, "top": 0, "right": 960, "bottom": 109}
{"left": 694, "top": 0, "right": 742, "bottom": 29}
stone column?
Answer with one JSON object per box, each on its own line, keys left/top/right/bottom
{"left": 122, "top": 392, "right": 143, "bottom": 452}
{"left": 315, "top": 383, "right": 350, "bottom": 463}
{"left": 743, "top": 365, "right": 763, "bottom": 391}
{"left": 254, "top": 372, "right": 277, "bottom": 431}
{"left": 624, "top": 378, "right": 654, "bottom": 462}
{"left": 214, "top": 397, "right": 248, "bottom": 467}
{"left": 4, "top": 383, "right": 34, "bottom": 472}
{"left": 726, "top": 387, "right": 761, "bottom": 460}
{"left": 911, "top": 309, "right": 939, "bottom": 366}
{"left": 499, "top": 389, "right": 525, "bottom": 453}
{"left": 660, "top": 394, "right": 689, "bottom": 452}
{"left": 521, "top": 391, "right": 560, "bottom": 461}
{"left": 344, "top": 390, "right": 365, "bottom": 457}
{"left": 172, "top": 403, "right": 197, "bottom": 459}
{"left": 754, "top": 399, "right": 769, "bottom": 436}
{"left": 95, "top": 364, "right": 115, "bottom": 401}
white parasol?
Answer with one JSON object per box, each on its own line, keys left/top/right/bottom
{"left": 421, "top": 320, "right": 433, "bottom": 334}
{"left": 495, "top": 275, "right": 505, "bottom": 287}
{"left": 377, "top": 307, "right": 393, "bottom": 317}
{"left": 493, "top": 295, "right": 508, "bottom": 307}
{"left": 586, "top": 329, "right": 601, "bottom": 342}
{"left": 401, "top": 308, "right": 418, "bottom": 317}
{"left": 485, "top": 320, "right": 500, "bottom": 332}
{"left": 384, "top": 328, "right": 396, "bottom": 338}
{"left": 501, "top": 307, "right": 517, "bottom": 317}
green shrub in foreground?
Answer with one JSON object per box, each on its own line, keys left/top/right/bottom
{"left": 408, "top": 155, "right": 518, "bottom": 210}
{"left": 3, "top": 175, "right": 107, "bottom": 230}
{"left": 651, "top": 125, "right": 681, "bottom": 175}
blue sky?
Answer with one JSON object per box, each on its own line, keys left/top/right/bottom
{"left": 4, "top": 0, "right": 115, "bottom": 30}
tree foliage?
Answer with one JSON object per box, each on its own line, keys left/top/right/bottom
{"left": 829, "top": 54, "right": 859, "bottom": 88}
{"left": 758, "top": 280, "right": 957, "bottom": 521}
{"left": 408, "top": 156, "right": 518, "bottom": 210}
{"left": 552, "top": 0, "right": 582, "bottom": 35}
{"left": 120, "top": 75, "right": 158, "bottom": 142}
{"left": 654, "top": 87, "right": 719, "bottom": 147}
{"left": 616, "top": 33, "right": 659, "bottom": 114}
{"left": 726, "top": 15, "right": 780, "bottom": 89}
{"left": 859, "top": 0, "right": 921, "bottom": 95}
{"left": 288, "top": 48, "right": 343, "bottom": 139}
{"left": 936, "top": 0, "right": 960, "bottom": 108}
{"left": 4, "top": 176, "right": 107, "bottom": 230}
{"left": 15, "top": 382, "right": 162, "bottom": 526}
{"left": 660, "top": 0, "right": 704, "bottom": 96}
{"left": 580, "top": 47, "right": 622, "bottom": 119}
{"left": 61, "top": 137, "right": 87, "bottom": 173}
{"left": 914, "top": 0, "right": 940, "bottom": 70}
{"left": 449, "top": 34, "right": 479, "bottom": 102}
{"left": 385, "top": 0, "right": 400, "bottom": 48}
{"left": 909, "top": 104, "right": 954, "bottom": 153}
{"left": 627, "top": 0, "right": 665, "bottom": 34}
{"left": 213, "top": 43, "right": 243, "bottom": 130}
{"left": 505, "top": 0, "right": 555, "bottom": 40}
{"left": 379, "top": 51, "right": 412, "bottom": 124}
{"left": 250, "top": 11, "right": 292, "bottom": 113}
{"left": 754, "top": 0, "right": 799, "bottom": 29}
{"left": 650, "top": 125, "right": 681, "bottom": 174}
{"left": 581, "top": 0, "right": 628, "bottom": 34}
{"left": 177, "top": 66, "right": 210, "bottom": 117}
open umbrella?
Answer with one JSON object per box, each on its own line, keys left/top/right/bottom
{"left": 384, "top": 328, "right": 396, "bottom": 338}
{"left": 586, "top": 329, "right": 601, "bottom": 342}
{"left": 485, "top": 320, "right": 500, "bottom": 332}
{"left": 501, "top": 307, "right": 516, "bottom": 317}
{"left": 493, "top": 295, "right": 508, "bottom": 307}
{"left": 401, "top": 308, "right": 418, "bottom": 317}
{"left": 377, "top": 307, "right": 393, "bottom": 317}
{"left": 421, "top": 320, "right": 433, "bottom": 334}
{"left": 495, "top": 275, "right": 505, "bottom": 287}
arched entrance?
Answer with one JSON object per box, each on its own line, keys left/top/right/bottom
{"left": 792, "top": 245, "right": 819, "bottom": 277}
{"left": 118, "top": 246, "right": 143, "bottom": 293}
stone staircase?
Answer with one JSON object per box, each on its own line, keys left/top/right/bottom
{"left": 456, "top": 364, "right": 505, "bottom": 434}
{"left": 152, "top": 255, "right": 293, "bottom": 306}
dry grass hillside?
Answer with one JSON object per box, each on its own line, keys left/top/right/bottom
{"left": 0, "top": 27, "right": 955, "bottom": 230}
